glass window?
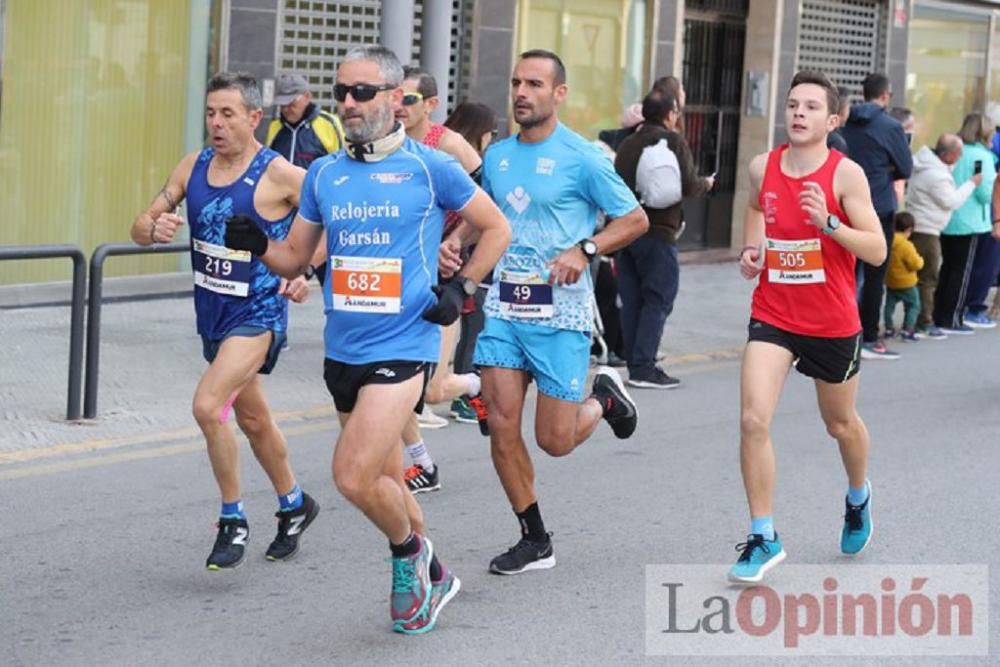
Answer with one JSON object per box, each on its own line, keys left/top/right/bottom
{"left": 0, "top": 1, "right": 192, "bottom": 284}
{"left": 517, "top": 0, "right": 651, "bottom": 139}
{"left": 905, "top": 1, "right": 990, "bottom": 150}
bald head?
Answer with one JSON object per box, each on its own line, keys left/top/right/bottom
{"left": 935, "top": 133, "right": 963, "bottom": 165}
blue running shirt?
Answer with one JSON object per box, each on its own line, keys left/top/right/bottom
{"left": 299, "top": 137, "right": 477, "bottom": 363}
{"left": 186, "top": 147, "right": 294, "bottom": 340}
{"left": 481, "top": 123, "right": 639, "bottom": 332}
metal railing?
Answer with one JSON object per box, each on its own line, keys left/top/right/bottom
{"left": 83, "top": 242, "right": 188, "bottom": 419}
{"left": 0, "top": 245, "right": 87, "bottom": 420}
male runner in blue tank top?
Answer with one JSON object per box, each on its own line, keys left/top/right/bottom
{"left": 225, "top": 46, "right": 510, "bottom": 634}
{"left": 474, "top": 50, "right": 649, "bottom": 575}
{"left": 130, "top": 72, "right": 319, "bottom": 571}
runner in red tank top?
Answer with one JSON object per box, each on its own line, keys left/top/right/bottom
{"left": 728, "top": 71, "right": 887, "bottom": 584}
{"left": 394, "top": 65, "right": 490, "bottom": 494}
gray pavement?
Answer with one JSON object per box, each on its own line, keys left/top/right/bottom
{"left": 2, "top": 262, "right": 999, "bottom": 665}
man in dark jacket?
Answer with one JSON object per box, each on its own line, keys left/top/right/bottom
{"left": 613, "top": 92, "right": 713, "bottom": 388}
{"left": 841, "top": 73, "right": 913, "bottom": 359}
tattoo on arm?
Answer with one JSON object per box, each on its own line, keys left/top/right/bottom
{"left": 160, "top": 182, "right": 178, "bottom": 211}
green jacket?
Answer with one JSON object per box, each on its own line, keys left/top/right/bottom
{"left": 943, "top": 142, "right": 996, "bottom": 236}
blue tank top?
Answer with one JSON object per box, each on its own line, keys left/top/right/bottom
{"left": 186, "top": 146, "right": 294, "bottom": 340}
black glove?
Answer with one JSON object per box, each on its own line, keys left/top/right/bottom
{"left": 421, "top": 280, "right": 465, "bottom": 325}
{"left": 224, "top": 214, "right": 269, "bottom": 256}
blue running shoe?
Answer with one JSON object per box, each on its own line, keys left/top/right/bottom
{"left": 728, "top": 533, "right": 786, "bottom": 583}
{"left": 394, "top": 565, "right": 461, "bottom": 635}
{"left": 840, "top": 480, "right": 873, "bottom": 555}
{"left": 390, "top": 536, "right": 433, "bottom": 625}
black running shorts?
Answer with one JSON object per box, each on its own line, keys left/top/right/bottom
{"left": 323, "top": 359, "right": 431, "bottom": 414}
{"left": 747, "top": 319, "right": 861, "bottom": 384}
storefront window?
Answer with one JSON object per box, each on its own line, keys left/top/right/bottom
{"left": 0, "top": 1, "right": 193, "bottom": 284}
{"left": 905, "top": 1, "right": 990, "bottom": 150}
{"left": 517, "top": 0, "right": 651, "bottom": 139}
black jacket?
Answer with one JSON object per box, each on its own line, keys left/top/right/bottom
{"left": 841, "top": 103, "right": 913, "bottom": 216}
{"left": 614, "top": 123, "right": 706, "bottom": 243}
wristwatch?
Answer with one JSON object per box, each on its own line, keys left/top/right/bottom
{"left": 822, "top": 214, "right": 841, "bottom": 235}
{"left": 457, "top": 276, "right": 478, "bottom": 296}
{"left": 577, "top": 238, "right": 599, "bottom": 260}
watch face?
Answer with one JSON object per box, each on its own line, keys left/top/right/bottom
{"left": 583, "top": 241, "right": 597, "bottom": 256}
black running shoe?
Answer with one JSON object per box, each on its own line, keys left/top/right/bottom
{"left": 206, "top": 517, "right": 249, "bottom": 571}
{"left": 591, "top": 365, "right": 638, "bottom": 438}
{"left": 265, "top": 492, "right": 320, "bottom": 561}
{"left": 489, "top": 534, "right": 556, "bottom": 575}
{"left": 405, "top": 464, "right": 441, "bottom": 494}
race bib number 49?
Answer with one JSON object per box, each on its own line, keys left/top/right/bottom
{"left": 193, "top": 239, "right": 252, "bottom": 297}
{"left": 331, "top": 255, "right": 402, "bottom": 313}
{"left": 498, "top": 269, "right": 553, "bottom": 318}
{"left": 765, "top": 238, "right": 825, "bottom": 284}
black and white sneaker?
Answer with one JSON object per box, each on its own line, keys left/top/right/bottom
{"left": 489, "top": 534, "right": 556, "bottom": 575}
{"left": 627, "top": 366, "right": 680, "bottom": 389}
{"left": 592, "top": 365, "right": 638, "bottom": 438}
{"left": 405, "top": 464, "right": 441, "bottom": 494}
{"left": 266, "top": 493, "right": 320, "bottom": 561}
{"left": 206, "top": 517, "right": 250, "bottom": 570}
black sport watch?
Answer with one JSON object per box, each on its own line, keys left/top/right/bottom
{"left": 577, "top": 238, "right": 599, "bottom": 260}
{"left": 822, "top": 214, "right": 841, "bottom": 235}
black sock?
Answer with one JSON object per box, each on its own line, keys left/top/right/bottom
{"left": 389, "top": 532, "right": 420, "bottom": 558}
{"left": 516, "top": 502, "right": 547, "bottom": 542}
{"left": 429, "top": 553, "right": 442, "bottom": 582}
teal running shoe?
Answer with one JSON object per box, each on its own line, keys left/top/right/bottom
{"left": 390, "top": 536, "right": 433, "bottom": 625}
{"left": 840, "top": 480, "right": 873, "bottom": 555}
{"left": 394, "top": 565, "right": 461, "bottom": 635}
{"left": 450, "top": 396, "right": 477, "bottom": 423}
{"left": 728, "top": 533, "right": 786, "bottom": 583}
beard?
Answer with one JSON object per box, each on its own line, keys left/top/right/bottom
{"left": 515, "top": 105, "right": 552, "bottom": 129}
{"left": 341, "top": 102, "right": 395, "bottom": 143}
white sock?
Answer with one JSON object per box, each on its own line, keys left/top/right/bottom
{"left": 406, "top": 440, "right": 434, "bottom": 471}
{"left": 461, "top": 372, "right": 481, "bottom": 397}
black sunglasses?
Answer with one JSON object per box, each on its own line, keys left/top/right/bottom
{"left": 333, "top": 82, "right": 396, "bottom": 102}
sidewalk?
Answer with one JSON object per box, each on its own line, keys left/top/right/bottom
{"left": 0, "top": 261, "right": 753, "bottom": 453}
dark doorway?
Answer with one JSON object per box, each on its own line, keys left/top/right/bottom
{"left": 679, "top": 0, "right": 747, "bottom": 250}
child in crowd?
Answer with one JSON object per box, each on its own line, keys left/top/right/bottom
{"left": 884, "top": 211, "right": 925, "bottom": 340}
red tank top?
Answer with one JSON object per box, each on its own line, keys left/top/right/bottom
{"left": 421, "top": 124, "right": 461, "bottom": 237}
{"left": 750, "top": 145, "right": 860, "bottom": 337}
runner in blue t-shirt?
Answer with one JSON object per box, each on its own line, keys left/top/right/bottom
{"left": 225, "top": 46, "right": 510, "bottom": 635}
{"left": 471, "top": 50, "right": 648, "bottom": 575}
{"left": 130, "top": 72, "right": 319, "bottom": 571}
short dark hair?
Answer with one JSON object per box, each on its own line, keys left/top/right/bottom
{"left": 788, "top": 70, "right": 839, "bottom": 114}
{"left": 207, "top": 71, "right": 263, "bottom": 111}
{"left": 641, "top": 91, "right": 678, "bottom": 124}
{"left": 894, "top": 211, "right": 915, "bottom": 232}
{"left": 651, "top": 75, "right": 682, "bottom": 98}
{"left": 519, "top": 49, "right": 566, "bottom": 86}
{"left": 403, "top": 65, "right": 438, "bottom": 98}
{"left": 862, "top": 73, "right": 891, "bottom": 102}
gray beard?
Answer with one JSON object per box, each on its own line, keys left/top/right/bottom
{"left": 342, "top": 103, "right": 394, "bottom": 143}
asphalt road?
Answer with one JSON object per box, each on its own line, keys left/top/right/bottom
{"left": 3, "top": 322, "right": 999, "bottom": 665}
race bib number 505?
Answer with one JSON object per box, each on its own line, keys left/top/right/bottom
{"left": 331, "top": 255, "right": 402, "bottom": 313}
{"left": 765, "top": 238, "right": 825, "bottom": 284}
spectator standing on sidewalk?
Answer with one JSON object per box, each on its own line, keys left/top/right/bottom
{"left": 841, "top": 73, "right": 913, "bottom": 359}
{"left": 934, "top": 113, "right": 997, "bottom": 334}
{"left": 883, "top": 212, "right": 924, "bottom": 340}
{"left": 905, "top": 133, "right": 980, "bottom": 339}
{"left": 613, "top": 91, "right": 713, "bottom": 388}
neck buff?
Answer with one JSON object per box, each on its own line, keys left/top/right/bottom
{"left": 346, "top": 121, "right": 406, "bottom": 162}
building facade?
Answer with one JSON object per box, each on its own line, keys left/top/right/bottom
{"left": 2, "top": 0, "right": 1000, "bottom": 284}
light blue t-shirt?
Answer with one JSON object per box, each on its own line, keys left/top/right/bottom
{"left": 481, "top": 123, "right": 639, "bottom": 332}
{"left": 299, "top": 137, "right": 477, "bottom": 363}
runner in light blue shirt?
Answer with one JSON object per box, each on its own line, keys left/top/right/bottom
{"left": 471, "top": 50, "right": 649, "bottom": 576}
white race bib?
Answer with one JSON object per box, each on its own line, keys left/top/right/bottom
{"left": 192, "top": 239, "right": 252, "bottom": 297}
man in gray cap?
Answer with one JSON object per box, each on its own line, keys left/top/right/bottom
{"left": 267, "top": 73, "right": 345, "bottom": 284}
